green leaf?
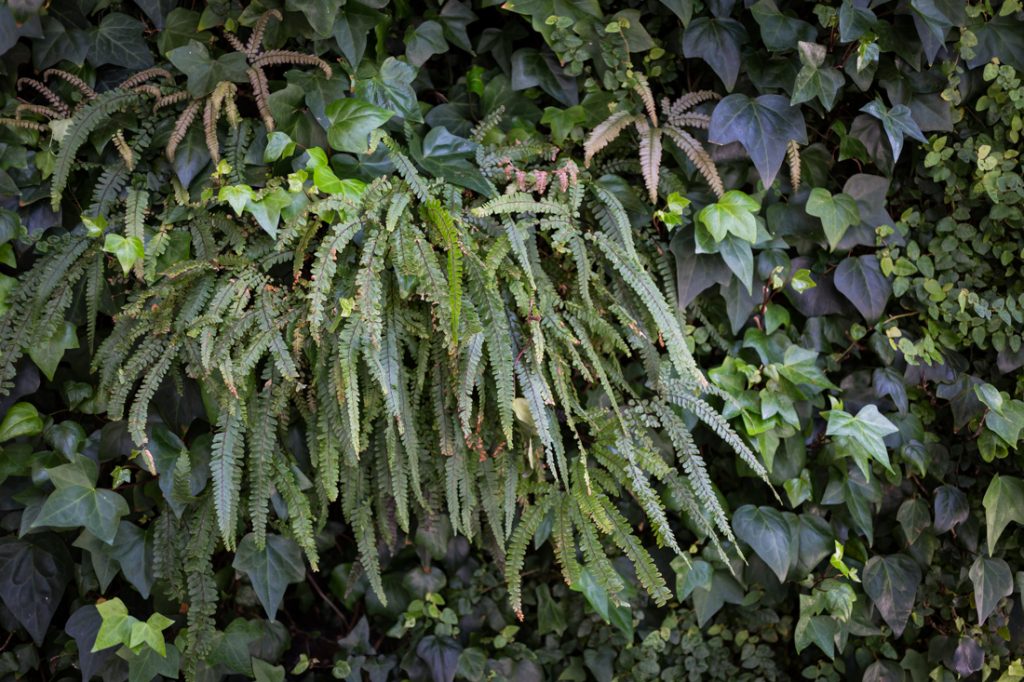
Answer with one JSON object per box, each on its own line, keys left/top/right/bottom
{"left": 709, "top": 94, "right": 807, "bottom": 188}
{"left": 244, "top": 188, "right": 294, "bottom": 239}
{"left": 305, "top": 148, "right": 367, "bottom": 199}
{"left": 733, "top": 505, "right": 791, "bottom": 582}
{"left": 0, "top": 539, "right": 70, "bottom": 645}
{"left": 933, "top": 485, "right": 968, "bottom": 534}
{"left": 795, "top": 613, "right": 838, "bottom": 658}
{"left": 862, "top": 554, "right": 921, "bottom": 636}
{"left": 333, "top": 1, "right": 386, "bottom": 68}
{"left": 984, "top": 475, "right": 1024, "bottom": 552}
{"left": 405, "top": 20, "right": 448, "bottom": 67}
{"left": 34, "top": 483, "right": 129, "bottom": 545}
{"left": 232, "top": 533, "right": 307, "bottom": 620}
{"left": 218, "top": 185, "right": 255, "bottom": 216}
{"left": 541, "top": 106, "right": 587, "bottom": 144}
{"left": 88, "top": 13, "right": 153, "bottom": 69}
{"left": 263, "top": 132, "right": 296, "bottom": 163}
{"left": 326, "top": 99, "right": 394, "bottom": 154}
{"left": 969, "top": 555, "right": 1012, "bottom": 626}
{"left": 286, "top": 0, "right": 339, "bottom": 37}
{"left": 535, "top": 584, "right": 567, "bottom": 636}
{"left": 355, "top": 57, "right": 422, "bottom": 122}
{"left": 860, "top": 100, "right": 927, "bottom": 162}
{"left": 118, "top": 642, "right": 180, "bottom": 682}
{"left": 834, "top": 255, "right": 891, "bottom": 322}
{"left": 93, "top": 598, "right": 134, "bottom": 651}
{"left": 128, "top": 612, "right": 174, "bottom": 657}
{"left": 102, "top": 234, "right": 145, "bottom": 275}
{"left": 167, "top": 40, "right": 249, "bottom": 97}
{"left": 826, "top": 404, "right": 898, "bottom": 478}
{"left": 791, "top": 41, "right": 844, "bottom": 110}
{"left": 750, "top": 0, "right": 816, "bottom": 52}
{"left": 510, "top": 47, "right": 578, "bottom": 107}
{"left": 28, "top": 321, "right": 79, "bottom": 382}
{"left": 681, "top": 17, "right": 747, "bottom": 91}
{"left": 697, "top": 190, "right": 760, "bottom": 243}
{"left": 0, "top": 402, "right": 44, "bottom": 442}
{"left": 896, "top": 499, "right": 931, "bottom": 545}
{"left": 253, "top": 659, "right": 286, "bottom": 682}
{"left": 806, "top": 188, "right": 861, "bottom": 250}
{"left": 673, "top": 557, "right": 713, "bottom": 601}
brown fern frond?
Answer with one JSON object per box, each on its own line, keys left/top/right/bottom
{"left": 224, "top": 31, "right": 247, "bottom": 54}
{"left": 787, "top": 139, "right": 801, "bottom": 193}
{"left": 247, "top": 68, "right": 275, "bottom": 132}
{"left": 16, "top": 103, "right": 59, "bottom": 120}
{"left": 17, "top": 79, "right": 70, "bottom": 117}
{"left": 664, "top": 127, "right": 724, "bottom": 198}
{"left": 120, "top": 68, "right": 173, "bottom": 89}
{"left": 0, "top": 117, "right": 48, "bottom": 132}
{"left": 113, "top": 130, "right": 135, "bottom": 169}
{"left": 251, "top": 51, "right": 332, "bottom": 79}
{"left": 633, "top": 75, "right": 657, "bottom": 127}
{"left": 43, "top": 69, "right": 96, "bottom": 99}
{"left": 155, "top": 91, "right": 190, "bottom": 111}
{"left": 635, "top": 119, "right": 662, "bottom": 204}
{"left": 203, "top": 97, "right": 221, "bottom": 163}
{"left": 167, "top": 99, "right": 202, "bottom": 160}
{"left": 669, "top": 90, "right": 720, "bottom": 118}
{"left": 583, "top": 110, "right": 637, "bottom": 167}
{"left": 224, "top": 93, "right": 241, "bottom": 128}
{"left": 668, "top": 113, "right": 710, "bottom": 129}
{"left": 246, "top": 9, "right": 283, "bottom": 58}
{"left": 132, "top": 85, "right": 163, "bottom": 98}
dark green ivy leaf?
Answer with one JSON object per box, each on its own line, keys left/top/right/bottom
{"left": 355, "top": 57, "right": 423, "bottom": 122}
{"left": 681, "top": 17, "right": 747, "bottom": 91}
{"left": 416, "top": 635, "right": 461, "bottom": 682}
{"left": 167, "top": 40, "right": 250, "bottom": 97}
{"left": 969, "top": 555, "right": 1012, "bottom": 626}
{"left": 286, "top": 0, "right": 340, "bottom": 38}
{"left": 733, "top": 504, "right": 791, "bottom": 582}
{"left": 791, "top": 42, "right": 844, "bottom": 111}
{"left": 0, "top": 537, "right": 71, "bottom": 645}
{"left": 862, "top": 553, "right": 921, "bottom": 636}
{"left": 88, "top": 13, "right": 153, "bottom": 69}
{"left": 750, "top": 0, "right": 815, "bottom": 52}
{"left": 709, "top": 94, "right": 807, "bottom": 188}
{"left": 860, "top": 100, "right": 927, "bottom": 161}
{"left": 510, "top": 48, "right": 578, "bottom": 107}
{"left": 969, "top": 15, "right": 1024, "bottom": 73}
{"left": 232, "top": 533, "right": 306, "bottom": 620}
{"left": 333, "top": 1, "right": 386, "bottom": 69}
{"left": 933, "top": 485, "right": 968, "bottom": 534}
{"left": 405, "top": 20, "right": 448, "bottom": 67}
{"left": 834, "top": 255, "right": 891, "bottom": 322}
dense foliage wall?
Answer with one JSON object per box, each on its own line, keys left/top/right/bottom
{"left": 0, "top": 0, "right": 1023, "bottom": 680}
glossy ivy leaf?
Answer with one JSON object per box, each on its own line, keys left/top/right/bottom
{"left": 673, "top": 557, "right": 713, "bottom": 601}
{"left": 897, "top": 499, "right": 930, "bottom": 545}
{"left": 692, "top": 570, "right": 744, "bottom": 627}
{"left": 908, "top": 0, "right": 964, "bottom": 65}
{"left": 806, "top": 188, "right": 860, "bottom": 251}
{"left": 0, "top": 537, "right": 71, "bottom": 645}
{"left": 333, "top": 1, "right": 386, "bottom": 68}
{"left": 233, "top": 533, "right": 306, "bottom": 621}
{"left": 541, "top": 105, "right": 587, "bottom": 144}
{"left": 697, "top": 190, "right": 759, "bottom": 243}
{"left": 118, "top": 642, "right": 180, "bottom": 682}
{"left": 681, "top": 17, "right": 747, "bottom": 91}
{"left": 826, "top": 404, "right": 898, "bottom": 478}
{"left": 305, "top": 148, "right": 367, "bottom": 199}
{"left": 794, "top": 613, "right": 838, "bottom": 658}
{"left": 791, "top": 42, "right": 844, "bottom": 111}
{"left": 510, "top": 47, "right": 578, "bottom": 107}
{"left": 838, "top": 0, "right": 876, "bottom": 43}
{"left": 933, "top": 485, "right": 968, "bottom": 534}
{"left": 658, "top": 0, "right": 693, "bottom": 24}
{"left": 405, "top": 20, "right": 448, "bottom": 67}
{"left": 263, "top": 132, "right": 296, "bottom": 163}
{"left": 969, "top": 555, "right": 1012, "bottom": 626}
{"left": 860, "top": 100, "right": 927, "bottom": 162}
{"left": 244, "top": 188, "right": 295, "bottom": 239}
{"left": 983, "top": 475, "right": 1024, "bottom": 552}
{"left": 862, "top": 554, "right": 921, "bottom": 636}
{"left": 93, "top": 598, "right": 133, "bottom": 652}
{"left": 834, "top": 255, "right": 891, "bottom": 322}
{"left": 27, "top": 320, "right": 78, "bottom": 381}
{"left": 166, "top": 40, "right": 249, "bottom": 97}
{"left": 709, "top": 94, "right": 807, "bottom": 188}
{"left": 219, "top": 185, "right": 255, "bottom": 216}
{"left": 128, "top": 612, "right": 175, "bottom": 657}
{"left": 286, "top": 0, "right": 340, "bottom": 37}
{"left": 968, "top": 15, "right": 1024, "bottom": 74}
{"left": 733, "top": 504, "right": 791, "bottom": 582}
{"left": 0, "top": 401, "right": 43, "bottom": 442}
{"left": 102, "top": 234, "right": 145, "bottom": 275}
{"left": 326, "top": 98, "right": 394, "bottom": 154}
{"left": 416, "top": 635, "right": 461, "bottom": 682}
{"left": 66, "top": 605, "right": 116, "bottom": 680}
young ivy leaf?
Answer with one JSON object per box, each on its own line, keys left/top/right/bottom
{"left": 101, "top": 234, "right": 144, "bottom": 275}
{"left": 825, "top": 404, "right": 898, "bottom": 479}
{"left": 325, "top": 98, "right": 393, "bottom": 154}
{"left": 860, "top": 100, "right": 927, "bottom": 162}
{"left": 697, "top": 190, "right": 760, "bottom": 243}
{"left": 791, "top": 41, "right": 844, "bottom": 110}
{"left": 806, "top": 188, "right": 860, "bottom": 250}
{"left": 0, "top": 402, "right": 44, "bottom": 442}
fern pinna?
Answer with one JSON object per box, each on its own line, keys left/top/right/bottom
{"left": 0, "top": 130, "right": 768, "bottom": 652}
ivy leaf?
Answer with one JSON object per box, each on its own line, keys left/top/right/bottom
{"left": 219, "top": 185, "right": 255, "bottom": 216}
{"left": 860, "top": 100, "right": 927, "bottom": 162}
{"left": 28, "top": 320, "right": 79, "bottom": 382}
{"left": 674, "top": 558, "right": 713, "bottom": 601}
{"left": 0, "top": 538, "right": 70, "bottom": 645}
{"left": 102, "top": 234, "right": 145, "bottom": 275}
{"left": 333, "top": 1, "right": 385, "bottom": 68}
{"left": 969, "top": 556, "right": 1012, "bottom": 626}
{"left": 167, "top": 40, "right": 249, "bottom": 97}
{"left": 263, "top": 132, "right": 296, "bottom": 163}
{"left": 791, "top": 42, "right": 844, "bottom": 110}
{"left": 897, "top": 499, "right": 931, "bottom": 545}
{"left": 933, "top": 485, "right": 968, "bottom": 534}
{"left": 834, "top": 255, "right": 891, "bottom": 322}
{"left": 909, "top": 0, "right": 964, "bottom": 65}
{"left": 286, "top": 0, "right": 339, "bottom": 36}
{"left": 541, "top": 105, "right": 587, "bottom": 144}
{"left": 33, "top": 16, "right": 89, "bottom": 70}
{"left": 969, "top": 15, "right": 1024, "bottom": 73}
{"left": 658, "top": 0, "right": 693, "bottom": 25}
{"left": 510, "top": 48, "right": 578, "bottom": 107}
{"left": 697, "top": 190, "right": 759, "bottom": 243}
{"left": 709, "top": 94, "right": 807, "bottom": 188}
{"left": 750, "top": 0, "right": 815, "bottom": 52}
{"left": 681, "top": 17, "right": 747, "bottom": 91}
{"left": 405, "top": 20, "right": 448, "bottom": 67}
{"left": 93, "top": 597, "right": 134, "bottom": 651}
{"left": 355, "top": 57, "right": 423, "bottom": 122}
{"left": 88, "top": 13, "right": 153, "bottom": 69}
{"left": 0, "top": 402, "right": 44, "bottom": 442}
{"left": 733, "top": 505, "right": 791, "bottom": 582}
{"left": 826, "top": 404, "right": 898, "bottom": 478}
{"left": 66, "top": 606, "right": 116, "bottom": 680}
{"left": 795, "top": 614, "right": 838, "bottom": 658}
{"left": 983, "top": 475, "right": 1024, "bottom": 552}
{"left": 416, "top": 635, "right": 461, "bottom": 682}
{"left": 33, "top": 459, "right": 129, "bottom": 544}
{"left": 326, "top": 99, "right": 394, "bottom": 154}
{"left": 128, "top": 612, "right": 174, "bottom": 657}
{"left": 244, "top": 188, "right": 294, "bottom": 239}
{"left": 305, "top": 148, "right": 367, "bottom": 199}
{"left": 862, "top": 554, "right": 921, "bottom": 636}
{"left": 118, "top": 642, "right": 180, "bottom": 682}
{"left": 233, "top": 533, "right": 306, "bottom": 620}
{"left": 806, "top": 188, "right": 860, "bottom": 251}
{"left": 838, "top": 0, "right": 876, "bottom": 43}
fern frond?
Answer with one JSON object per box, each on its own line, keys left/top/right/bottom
{"left": 633, "top": 75, "right": 658, "bottom": 127}
{"left": 44, "top": 69, "right": 96, "bottom": 99}
{"left": 17, "top": 78, "right": 70, "bottom": 117}
{"left": 635, "top": 119, "right": 662, "bottom": 203}
{"left": 167, "top": 99, "right": 202, "bottom": 161}
{"left": 663, "top": 127, "right": 724, "bottom": 198}
{"left": 119, "top": 68, "right": 173, "bottom": 89}
{"left": 583, "top": 110, "right": 637, "bottom": 166}
{"left": 246, "top": 9, "right": 283, "bottom": 58}
{"left": 507, "top": 495, "right": 554, "bottom": 620}
{"left": 787, "top": 139, "right": 801, "bottom": 192}
{"left": 252, "top": 51, "right": 333, "bottom": 79}
{"left": 211, "top": 407, "right": 245, "bottom": 549}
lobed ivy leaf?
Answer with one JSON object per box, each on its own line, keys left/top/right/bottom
{"left": 167, "top": 40, "right": 249, "bottom": 97}
{"left": 860, "top": 100, "right": 926, "bottom": 162}
{"left": 709, "top": 94, "right": 807, "bottom": 188}
{"left": 88, "top": 13, "right": 152, "bottom": 69}
{"left": 826, "top": 404, "right": 898, "bottom": 478}
{"left": 682, "top": 17, "right": 747, "bottom": 91}
{"left": 805, "top": 188, "right": 860, "bottom": 251}
{"left": 233, "top": 533, "right": 307, "bottom": 621}
{"left": 0, "top": 402, "right": 44, "bottom": 442}
{"left": 326, "top": 98, "right": 394, "bottom": 154}
{"left": 834, "top": 255, "right": 890, "bottom": 322}
{"left": 791, "top": 42, "right": 844, "bottom": 110}
{"left": 969, "top": 555, "right": 1012, "bottom": 626}
{"left": 862, "top": 554, "right": 921, "bottom": 636}
{"left": 983, "top": 475, "right": 1024, "bottom": 552}
{"left": 0, "top": 538, "right": 71, "bottom": 645}
{"left": 733, "top": 504, "right": 791, "bottom": 582}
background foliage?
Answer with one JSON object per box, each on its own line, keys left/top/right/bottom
{"left": 1, "top": 0, "right": 1023, "bottom": 680}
